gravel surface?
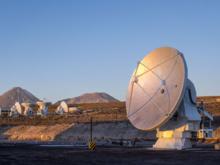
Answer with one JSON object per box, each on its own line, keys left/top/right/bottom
{"left": 0, "top": 143, "right": 220, "bottom": 165}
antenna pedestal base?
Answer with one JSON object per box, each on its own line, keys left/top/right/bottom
{"left": 9, "top": 112, "right": 19, "bottom": 118}
{"left": 36, "top": 102, "right": 51, "bottom": 116}
{"left": 37, "top": 108, "right": 48, "bottom": 116}
{"left": 22, "top": 103, "right": 36, "bottom": 116}
{"left": 37, "top": 110, "right": 46, "bottom": 116}
{"left": 153, "top": 138, "right": 191, "bottom": 150}
{"left": 153, "top": 129, "right": 193, "bottom": 150}
{"left": 24, "top": 108, "right": 35, "bottom": 116}
{"left": 153, "top": 89, "right": 202, "bottom": 150}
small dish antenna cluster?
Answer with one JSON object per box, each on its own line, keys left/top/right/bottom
{"left": 126, "top": 47, "right": 213, "bottom": 150}
{"left": 8, "top": 100, "right": 80, "bottom": 116}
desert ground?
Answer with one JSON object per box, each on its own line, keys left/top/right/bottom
{"left": 0, "top": 142, "right": 220, "bottom": 165}
{"left": 0, "top": 101, "right": 220, "bottom": 164}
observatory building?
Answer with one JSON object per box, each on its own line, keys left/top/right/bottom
{"left": 126, "top": 47, "right": 213, "bottom": 150}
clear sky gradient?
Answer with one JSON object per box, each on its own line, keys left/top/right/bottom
{"left": 0, "top": 0, "right": 220, "bottom": 103}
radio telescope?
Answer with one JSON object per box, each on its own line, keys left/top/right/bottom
{"left": 22, "top": 102, "right": 36, "bottom": 116}
{"left": 126, "top": 47, "right": 213, "bottom": 150}
{"left": 55, "top": 101, "right": 69, "bottom": 114}
{"left": 10, "top": 102, "right": 22, "bottom": 117}
{"left": 36, "top": 101, "right": 52, "bottom": 116}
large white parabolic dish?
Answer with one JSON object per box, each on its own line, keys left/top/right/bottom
{"left": 126, "top": 47, "right": 188, "bottom": 131}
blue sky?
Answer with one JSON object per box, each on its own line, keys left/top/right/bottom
{"left": 0, "top": 0, "right": 219, "bottom": 103}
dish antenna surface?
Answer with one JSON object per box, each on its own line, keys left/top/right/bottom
{"left": 10, "top": 102, "right": 22, "bottom": 117}
{"left": 126, "top": 47, "right": 213, "bottom": 150}
{"left": 22, "top": 103, "right": 36, "bottom": 116}
{"left": 56, "top": 101, "right": 69, "bottom": 114}
{"left": 36, "top": 100, "right": 52, "bottom": 116}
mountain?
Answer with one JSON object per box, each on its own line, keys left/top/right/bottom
{"left": 0, "top": 87, "right": 40, "bottom": 108}
{"left": 55, "top": 92, "right": 120, "bottom": 104}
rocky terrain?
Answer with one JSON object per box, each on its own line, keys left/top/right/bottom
{"left": 1, "top": 121, "right": 220, "bottom": 142}
{"left": 0, "top": 122, "right": 156, "bottom": 142}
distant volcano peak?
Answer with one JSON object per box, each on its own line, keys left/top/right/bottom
{"left": 0, "top": 87, "right": 40, "bottom": 108}
{"left": 55, "top": 92, "right": 120, "bottom": 104}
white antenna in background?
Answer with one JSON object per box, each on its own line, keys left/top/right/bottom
{"left": 22, "top": 102, "right": 36, "bottom": 116}
{"left": 36, "top": 98, "right": 52, "bottom": 116}
{"left": 9, "top": 102, "right": 22, "bottom": 117}
{"left": 55, "top": 101, "right": 69, "bottom": 114}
